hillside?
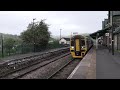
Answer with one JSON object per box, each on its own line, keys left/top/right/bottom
{"left": 51, "top": 33, "right": 90, "bottom": 40}
{"left": 0, "top": 33, "right": 21, "bottom": 45}
{"left": 0, "top": 33, "right": 20, "bottom": 40}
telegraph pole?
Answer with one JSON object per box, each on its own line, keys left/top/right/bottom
{"left": 111, "top": 11, "right": 114, "bottom": 55}
{"left": 33, "top": 18, "right": 36, "bottom": 52}
{"left": 60, "top": 29, "right": 62, "bottom": 40}
{"left": 1, "top": 34, "right": 4, "bottom": 58}
{"left": 108, "top": 11, "right": 111, "bottom": 52}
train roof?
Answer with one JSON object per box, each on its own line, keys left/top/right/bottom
{"left": 71, "top": 35, "right": 85, "bottom": 39}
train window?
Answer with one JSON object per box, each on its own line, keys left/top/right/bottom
{"left": 81, "top": 40, "right": 85, "bottom": 46}
{"left": 71, "top": 40, "right": 74, "bottom": 46}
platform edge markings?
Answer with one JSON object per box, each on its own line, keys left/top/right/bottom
{"left": 67, "top": 60, "right": 82, "bottom": 79}
{"left": 67, "top": 47, "right": 93, "bottom": 79}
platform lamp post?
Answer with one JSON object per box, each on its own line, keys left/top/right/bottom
{"left": 33, "top": 18, "right": 36, "bottom": 52}
{"left": 108, "top": 11, "right": 111, "bottom": 53}
{"left": 111, "top": 11, "right": 114, "bottom": 55}
{"left": 96, "top": 33, "right": 99, "bottom": 49}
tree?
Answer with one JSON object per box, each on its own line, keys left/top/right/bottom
{"left": 20, "top": 19, "right": 51, "bottom": 52}
{"left": 4, "top": 38, "right": 15, "bottom": 55}
{"left": 13, "top": 37, "right": 23, "bottom": 54}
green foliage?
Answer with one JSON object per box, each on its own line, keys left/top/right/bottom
{"left": 47, "top": 39, "right": 64, "bottom": 49}
{"left": 4, "top": 38, "right": 16, "bottom": 55}
{"left": 0, "top": 33, "right": 24, "bottom": 58}
{"left": 20, "top": 19, "right": 51, "bottom": 51}
{"left": 0, "top": 19, "right": 66, "bottom": 59}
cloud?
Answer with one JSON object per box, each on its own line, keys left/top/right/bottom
{"left": 0, "top": 11, "right": 108, "bottom": 36}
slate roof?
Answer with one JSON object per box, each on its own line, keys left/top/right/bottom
{"left": 60, "top": 37, "right": 70, "bottom": 41}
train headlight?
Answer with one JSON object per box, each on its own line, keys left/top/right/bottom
{"left": 81, "top": 46, "right": 85, "bottom": 49}
{"left": 71, "top": 46, "right": 74, "bottom": 49}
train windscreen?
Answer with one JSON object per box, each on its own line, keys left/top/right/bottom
{"left": 71, "top": 40, "right": 74, "bottom": 46}
{"left": 81, "top": 39, "right": 85, "bottom": 46}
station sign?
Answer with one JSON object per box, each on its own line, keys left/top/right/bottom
{"left": 105, "top": 33, "right": 109, "bottom": 36}
{"left": 73, "top": 32, "right": 78, "bottom": 35}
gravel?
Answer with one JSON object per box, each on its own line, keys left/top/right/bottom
{"left": 50, "top": 59, "right": 81, "bottom": 79}
{"left": 19, "top": 55, "right": 72, "bottom": 79}
{"left": 0, "top": 48, "right": 69, "bottom": 78}
{"left": 1, "top": 53, "right": 70, "bottom": 79}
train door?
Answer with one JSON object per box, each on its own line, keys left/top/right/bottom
{"left": 75, "top": 38, "right": 81, "bottom": 56}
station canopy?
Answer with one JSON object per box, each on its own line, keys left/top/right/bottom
{"left": 90, "top": 26, "right": 111, "bottom": 39}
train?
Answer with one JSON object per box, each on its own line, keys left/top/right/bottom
{"left": 70, "top": 35, "right": 93, "bottom": 59}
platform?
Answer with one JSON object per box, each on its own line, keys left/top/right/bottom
{"left": 96, "top": 45, "right": 120, "bottom": 79}
{"left": 68, "top": 46, "right": 96, "bottom": 79}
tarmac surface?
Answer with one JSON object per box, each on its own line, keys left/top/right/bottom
{"left": 96, "top": 45, "right": 120, "bottom": 79}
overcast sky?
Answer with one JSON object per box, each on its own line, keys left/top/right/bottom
{"left": 0, "top": 11, "right": 108, "bottom": 36}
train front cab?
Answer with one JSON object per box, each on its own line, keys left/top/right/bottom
{"left": 70, "top": 36, "right": 86, "bottom": 59}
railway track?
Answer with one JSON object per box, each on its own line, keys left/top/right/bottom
{"left": 18, "top": 46, "right": 91, "bottom": 79}
{"left": 1, "top": 54, "right": 81, "bottom": 79}
{"left": 12, "top": 53, "right": 70, "bottom": 79}
{"left": 47, "top": 59, "right": 73, "bottom": 79}
{"left": 0, "top": 47, "right": 70, "bottom": 79}
{"left": 48, "top": 59, "right": 81, "bottom": 79}
{"left": 17, "top": 54, "right": 73, "bottom": 79}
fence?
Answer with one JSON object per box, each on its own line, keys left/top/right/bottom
{"left": 0, "top": 42, "right": 68, "bottom": 59}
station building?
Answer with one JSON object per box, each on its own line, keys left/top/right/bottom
{"left": 90, "top": 11, "right": 120, "bottom": 51}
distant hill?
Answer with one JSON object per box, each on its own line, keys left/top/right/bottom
{"left": 0, "top": 33, "right": 90, "bottom": 43}
{"left": 51, "top": 33, "right": 90, "bottom": 40}
{"left": 0, "top": 33, "right": 21, "bottom": 44}
{"left": 0, "top": 33, "right": 20, "bottom": 39}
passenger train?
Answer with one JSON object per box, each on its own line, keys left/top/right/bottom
{"left": 70, "top": 35, "right": 93, "bottom": 59}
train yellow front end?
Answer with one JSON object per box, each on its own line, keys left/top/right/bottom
{"left": 70, "top": 35, "right": 86, "bottom": 59}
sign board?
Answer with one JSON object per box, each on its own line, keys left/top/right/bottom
{"left": 105, "top": 33, "right": 109, "bottom": 36}
{"left": 73, "top": 32, "right": 78, "bottom": 35}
